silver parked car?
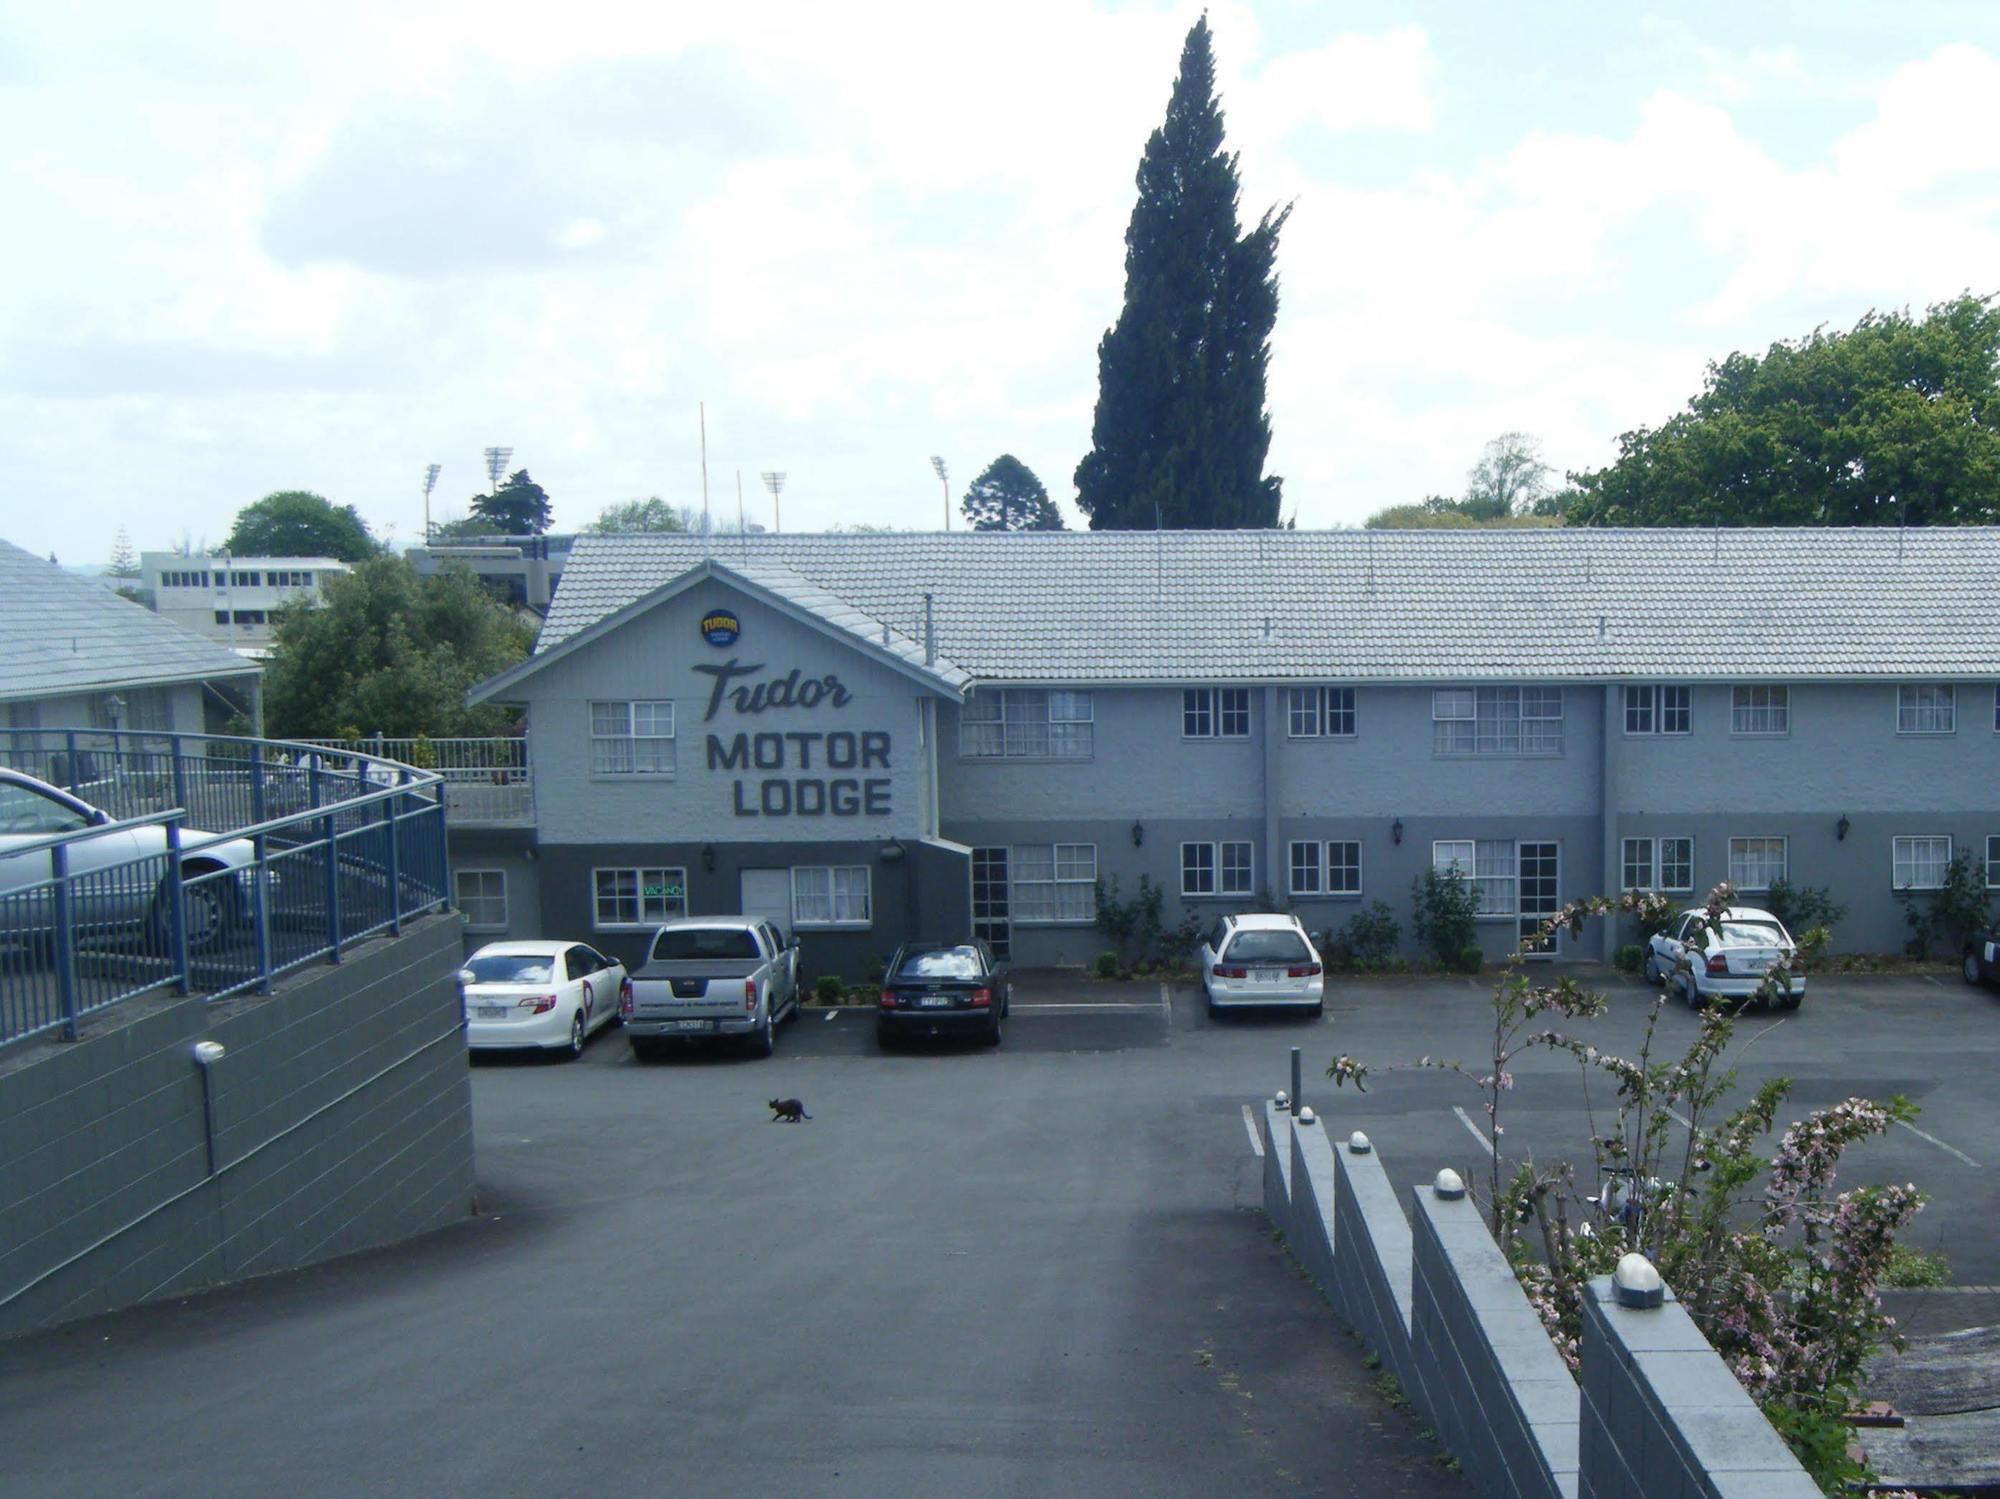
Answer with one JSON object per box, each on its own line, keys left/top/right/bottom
{"left": 0, "top": 767, "right": 256, "bottom": 952}
{"left": 1645, "top": 905, "right": 1803, "bottom": 1011}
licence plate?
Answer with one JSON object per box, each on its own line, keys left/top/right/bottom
{"left": 664, "top": 1019, "right": 712, "bottom": 1033}
{"left": 474, "top": 1005, "right": 509, "bottom": 1020}
{"left": 1254, "top": 968, "right": 1284, "bottom": 982}
{"left": 918, "top": 995, "right": 954, "bottom": 1008}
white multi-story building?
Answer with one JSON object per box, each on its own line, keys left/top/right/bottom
{"left": 140, "top": 553, "right": 350, "bottom": 657}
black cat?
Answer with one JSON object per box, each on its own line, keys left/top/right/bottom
{"left": 768, "top": 1097, "right": 811, "bottom": 1123}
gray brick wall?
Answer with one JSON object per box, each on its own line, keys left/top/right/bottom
{"left": 0, "top": 912, "right": 472, "bottom": 1339}
{"left": 1578, "top": 1277, "right": 1819, "bottom": 1499}
{"left": 1260, "top": 1101, "right": 1292, "bottom": 1238}
{"left": 1327, "top": 1132, "right": 1417, "bottom": 1398}
{"left": 1287, "top": 1115, "right": 1339, "bottom": 1297}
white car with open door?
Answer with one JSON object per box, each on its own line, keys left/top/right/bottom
{"left": 1644, "top": 906, "right": 1804, "bottom": 1011}
{"left": 459, "top": 940, "right": 629, "bottom": 1059}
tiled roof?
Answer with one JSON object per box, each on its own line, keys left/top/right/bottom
{"left": 0, "top": 539, "right": 261, "bottom": 702}
{"left": 536, "top": 528, "right": 2000, "bottom": 683}
{"left": 723, "top": 560, "right": 971, "bottom": 691}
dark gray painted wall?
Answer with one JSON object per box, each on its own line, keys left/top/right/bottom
{"left": 0, "top": 913, "right": 472, "bottom": 1340}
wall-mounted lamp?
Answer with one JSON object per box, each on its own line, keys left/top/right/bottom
{"left": 700, "top": 844, "right": 716, "bottom": 873}
{"left": 878, "top": 837, "right": 905, "bottom": 863}
{"left": 1131, "top": 821, "right": 1145, "bottom": 848}
{"left": 1836, "top": 815, "right": 1851, "bottom": 842}
{"left": 1391, "top": 818, "right": 1404, "bottom": 846}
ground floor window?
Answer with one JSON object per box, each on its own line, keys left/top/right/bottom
{"left": 1622, "top": 836, "right": 1693, "bottom": 893}
{"left": 1726, "top": 837, "right": 1786, "bottom": 891}
{"left": 454, "top": 869, "right": 508, "bottom": 930}
{"left": 1989, "top": 834, "right": 2000, "bottom": 890}
{"left": 593, "top": 866, "right": 688, "bottom": 929}
{"left": 1433, "top": 839, "right": 1518, "bottom": 916}
{"left": 1182, "top": 840, "right": 1253, "bottom": 897}
{"left": 1289, "top": 840, "right": 1360, "bottom": 896}
{"left": 1012, "top": 843, "right": 1097, "bottom": 923}
{"left": 1892, "top": 835, "right": 1952, "bottom": 891}
{"left": 793, "top": 865, "right": 871, "bottom": 927}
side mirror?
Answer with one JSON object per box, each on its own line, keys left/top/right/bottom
{"left": 91, "top": 808, "right": 112, "bottom": 826}
{"left": 456, "top": 968, "right": 475, "bottom": 987}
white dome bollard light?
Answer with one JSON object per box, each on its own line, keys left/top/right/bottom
{"left": 192, "top": 1040, "right": 226, "bottom": 1176}
{"left": 1274, "top": 1090, "right": 1288, "bottom": 1111}
{"left": 1348, "top": 1131, "right": 1372, "bottom": 1155}
{"left": 1297, "top": 1107, "right": 1318, "bottom": 1126}
{"left": 1613, "top": 1252, "right": 1665, "bottom": 1309}
{"left": 1433, "top": 1168, "right": 1466, "bottom": 1200}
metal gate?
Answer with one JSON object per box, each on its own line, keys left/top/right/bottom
{"left": 971, "top": 847, "right": 1010, "bottom": 958}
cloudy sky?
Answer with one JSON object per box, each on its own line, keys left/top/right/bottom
{"left": 4, "top": 1, "right": 1998, "bottom": 560}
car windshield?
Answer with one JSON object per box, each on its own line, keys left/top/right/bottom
{"left": 896, "top": 947, "right": 982, "bottom": 979}
{"left": 1717, "top": 920, "right": 1787, "bottom": 947}
{"left": 1223, "top": 931, "right": 1311, "bottom": 963}
{"left": 651, "top": 929, "right": 760, "bottom": 961}
{"left": 465, "top": 954, "right": 553, "bottom": 984}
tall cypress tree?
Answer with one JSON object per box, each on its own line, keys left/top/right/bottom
{"left": 1075, "top": 16, "right": 1290, "bottom": 531}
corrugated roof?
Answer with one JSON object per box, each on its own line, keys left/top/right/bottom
{"left": 0, "top": 538, "right": 261, "bottom": 702}
{"left": 536, "top": 528, "right": 2000, "bottom": 683}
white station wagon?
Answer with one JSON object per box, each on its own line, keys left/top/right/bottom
{"left": 1200, "top": 912, "right": 1325, "bottom": 1017}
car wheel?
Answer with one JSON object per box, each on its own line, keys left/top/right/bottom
{"left": 629, "top": 1036, "right": 660, "bottom": 1062}
{"left": 749, "top": 1012, "right": 775, "bottom": 1058}
{"left": 562, "top": 1008, "right": 586, "bottom": 1061}
{"left": 1777, "top": 993, "right": 1803, "bottom": 1012}
{"left": 984, "top": 1015, "right": 1003, "bottom": 1047}
{"left": 1642, "top": 951, "right": 1662, "bottom": 985}
{"left": 875, "top": 1023, "right": 895, "bottom": 1051}
{"left": 1682, "top": 976, "right": 1703, "bottom": 1011}
{"left": 1966, "top": 952, "right": 1984, "bottom": 986}
{"left": 1308, "top": 1002, "right": 1324, "bottom": 1019}
{"left": 151, "top": 872, "right": 236, "bottom": 956}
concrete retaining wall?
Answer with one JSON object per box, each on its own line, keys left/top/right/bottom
{"left": 1259, "top": 1103, "right": 1819, "bottom": 1499}
{"left": 0, "top": 913, "right": 473, "bottom": 1339}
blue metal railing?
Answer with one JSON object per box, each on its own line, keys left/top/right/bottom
{"left": 0, "top": 729, "right": 450, "bottom": 1049}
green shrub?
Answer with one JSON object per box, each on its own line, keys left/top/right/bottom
{"left": 1613, "top": 943, "right": 1644, "bottom": 974}
{"left": 1882, "top": 1244, "right": 1951, "bottom": 1288}
{"left": 1898, "top": 852, "right": 1994, "bottom": 957}
{"left": 1095, "top": 950, "right": 1120, "bottom": 979}
{"left": 1455, "top": 944, "right": 1484, "bottom": 975}
{"left": 814, "top": 974, "right": 846, "bottom": 1005}
{"left": 1764, "top": 878, "right": 1847, "bottom": 937}
{"left": 1413, "top": 867, "right": 1479, "bottom": 966}
{"left": 1324, "top": 901, "right": 1400, "bottom": 970}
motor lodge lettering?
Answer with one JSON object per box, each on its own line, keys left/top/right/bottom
{"left": 694, "top": 658, "right": 892, "bottom": 818}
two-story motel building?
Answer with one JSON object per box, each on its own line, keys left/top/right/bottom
{"left": 450, "top": 528, "right": 2000, "bottom": 976}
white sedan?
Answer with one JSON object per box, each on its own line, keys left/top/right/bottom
{"left": 460, "top": 941, "right": 629, "bottom": 1059}
{"left": 1644, "top": 906, "right": 1803, "bottom": 1011}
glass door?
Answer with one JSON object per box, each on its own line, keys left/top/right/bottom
{"left": 971, "top": 847, "right": 1010, "bottom": 959}
{"left": 1518, "top": 841, "right": 1560, "bottom": 957}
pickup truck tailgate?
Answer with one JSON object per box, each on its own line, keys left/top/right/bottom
{"left": 630, "top": 959, "right": 761, "bottom": 1020}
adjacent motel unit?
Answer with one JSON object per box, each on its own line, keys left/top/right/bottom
{"left": 452, "top": 528, "right": 2000, "bottom": 974}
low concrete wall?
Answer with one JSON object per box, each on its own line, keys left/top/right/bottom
{"left": 0, "top": 913, "right": 473, "bottom": 1339}
{"left": 1260, "top": 1104, "right": 1820, "bottom": 1499}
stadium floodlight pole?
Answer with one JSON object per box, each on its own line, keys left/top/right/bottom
{"left": 761, "top": 471, "right": 786, "bottom": 534}
{"left": 480, "top": 447, "right": 512, "bottom": 537}
{"left": 422, "top": 463, "right": 441, "bottom": 542}
{"left": 930, "top": 456, "right": 950, "bottom": 531}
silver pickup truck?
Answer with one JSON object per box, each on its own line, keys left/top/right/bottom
{"left": 621, "top": 916, "right": 801, "bottom": 1059}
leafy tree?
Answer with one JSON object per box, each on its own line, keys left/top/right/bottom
{"left": 1363, "top": 504, "right": 1561, "bottom": 531}
{"left": 587, "top": 497, "right": 687, "bottom": 534}
{"left": 1568, "top": 295, "right": 2000, "bottom": 527}
{"left": 226, "top": 491, "right": 377, "bottom": 562}
{"left": 961, "top": 455, "right": 1064, "bottom": 531}
{"left": 1074, "top": 17, "right": 1290, "bottom": 531}
{"left": 261, "top": 555, "right": 534, "bottom": 739}
{"left": 107, "top": 527, "right": 140, "bottom": 579}
{"left": 469, "top": 469, "right": 554, "bottom": 536}
{"left": 425, "top": 515, "right": 495, "bottom": 542}
{"left": 1464, "top": 432, "right": 1555, "bottom": 519}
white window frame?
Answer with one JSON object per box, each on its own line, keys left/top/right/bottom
{"left": 454, "top": 868, "right": 509, "bottom": 930}
{"left": 1326, "top": 840, "right": 1361, "bottom": 896}
{"left": 1183, "top": 687, "right": 1250, "bottom": 740}
{"left": 1897, "top": 685, "right": 1956, "bottom": 735}
{"left": 1011, "top": 843, "right": 1098, "bottom": 924}
{"left": 1288, "top": 840, "right": 1322, "bottom": 895}
{"left": 1286, "top": 840, "right": 1359, "bottom": 896}
{"left": 592, "top": 866, "right": 689, "bottom": 930}
{"left": 1285, "top": 686, "right": 1356, "bottom": 739}
{"left": 960, "top": 689, "right": 1094, "bottom": 760}
{"left": 1622, "top": 835, "right": 1694, "bottom": 893}
{"left": 1659, "top": 836, "right": 1694, "bottom": 893}
{"left": 1182, "top": 840, "right": 1254, "bottom": 896}
{"left": 1432, "top": 687, "right": 1563, "bottom": 756}
{"left": 1987, "top": 834, "right": 2000, "bottom": 890}
{"left": 1730, "top": 685, "right": 1789, "bottom": 737}
{"left": 1432, "top": 838, "right": 1516, "bottom": 918}
{"left": 792, "top": 865, "right": 871, "bottom": 928}
{"left": 1891, "top": 835, "right": 1952, "bottom": 892}
{"left": 1621, "top": 837, "right": 1654, "bottom": 892}
{"left": 590, "top": 699, "right": 676, "bottom": 776}
{"left": 1726, "top": 836, "right": 1787, "bottom": 891}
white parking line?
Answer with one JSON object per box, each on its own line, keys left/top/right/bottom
{"left": 1667, "top": 1107, "right": 1693, "bottom": 1130}
{"left": 1242, "top": 1104, "right": 1264, "bottom": 1157}
{"left": 1895, "top": 1119, "right": 1982, "bottom": 1168}
{"left": 1011, "top": 1002, "right": 1160, "bottom": 1013}
{"left": 1160, "top": 981, "right": 1172, "bottom": 1027}
{"left": 1453, "top": 1105, "right": 1495, "bottom": 1157}
{"left": 821, "top": 1011, "right": 840, "bottom": 1023}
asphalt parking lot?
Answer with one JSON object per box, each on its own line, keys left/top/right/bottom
{"left": 0, "top": 967, "right": 1993, "bottom": 1497}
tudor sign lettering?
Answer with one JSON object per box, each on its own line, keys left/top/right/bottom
{"left": 694, "top": 657, "right": 890, "bottom": 819}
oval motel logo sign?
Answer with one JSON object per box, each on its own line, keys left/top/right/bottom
{"left": 701, "top": 609, "right": 741, "bottom": 647}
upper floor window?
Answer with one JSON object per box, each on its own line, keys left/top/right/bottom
{"left": 1897, "top": 685, "right": 1955, "bottom": 735}
{"left": 1624, "top": 685, "right": 1690, "bottom": 735}
{"left": 1892, "top": 836, "right": 1952, "bottom": 891}
{"left": 1432, "top": 687, "right": 1562, "bottom": 756}
{"left": 1730, "top": 686, "right": 1789, "bottom": 736}
{"left": 1184, "top": 687, "right": 1250, "bottom": 739}
{"left": 229, "top": 571, "right": 262, "bottom": 587}
{"left": 1285, "top": 686, "right": 1356, "bottom": 739}
{"left": 960, "top": 689, "right": 1093, "bottom": 759}
{"left": 591, "top": 700, "right": 675, "bottom": 775}
{"left": 1727, "top": 836, "right": 1787, "bottom": 890}
{"left": 162, "top": 570, "right": 210, "bottom": 588}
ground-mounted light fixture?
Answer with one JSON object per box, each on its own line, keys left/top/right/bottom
{"left": 701, "top": 844, "right": 716, "bottom": 873}
{"left": 1131, "top": 821, "right": 1145, "bottom": 848}
{"left": 1836, "top": 814, "right": 1851, "bottom": 842}
{"left": 1391, "top": 818, "right": 1404, "bottom": 846}
{"left": 1613, "top": 1252, "right": 1665, "bottom": 1309}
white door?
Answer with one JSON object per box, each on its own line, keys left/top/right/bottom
{"left": 740, "top": 868, "right": 792, "bottom": 943}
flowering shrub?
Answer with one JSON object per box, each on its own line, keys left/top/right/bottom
{"left": 1329, "top": 883, "right": 1926, "bottom": 1495}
